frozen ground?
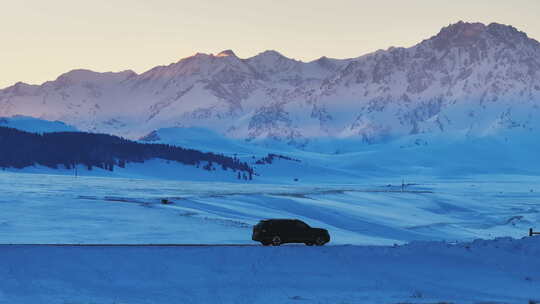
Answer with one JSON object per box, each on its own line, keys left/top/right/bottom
{"left": 1, "top": 171, "right": 539, "bottom": 245}
{"left": 1, "top": 169, "right": 540, "bottom": 304}
{"left": 1, "top": 237, "right": 539, "bottom": 304}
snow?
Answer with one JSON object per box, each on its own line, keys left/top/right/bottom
{"left": 1, "top": 171, "right": 539, "bottom": 245}
{"left": 5, "top": 159, "right": 246, "bottom": 182}
{"left": 1, "top": 237, "right": 539, "bottom": 304}
{"left": 139, "top": 127, "right": 259, "bottom": 154}
{"left": 134, "top": 124, "right": 540, "bottom": 185}
{"left": 0, "top": 115, "right": 77, "bottom": 133}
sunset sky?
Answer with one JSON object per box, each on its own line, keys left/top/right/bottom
{"left": 2, "top": 0, "right": 539, "bottom": 88}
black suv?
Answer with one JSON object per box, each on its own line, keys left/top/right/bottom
{"left": 252, "top": 219, "right": 330, "bottom": 246}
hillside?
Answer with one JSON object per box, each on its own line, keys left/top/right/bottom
{"left": 0, "top": 127, "right": 253, "bottom": 178}
{"left": 0, "top": 115, "right": 77, "bottom": 133}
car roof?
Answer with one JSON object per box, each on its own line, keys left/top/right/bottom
{"left": 261, "top": 219, "right": 302, "bottom": 222}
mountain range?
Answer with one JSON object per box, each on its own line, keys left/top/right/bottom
{"left": 1, "top": 21, "right": 539, "bottom": 147}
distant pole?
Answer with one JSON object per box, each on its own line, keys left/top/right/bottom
{"left": 401, "top": 178, "right": 404, "bottom": 192}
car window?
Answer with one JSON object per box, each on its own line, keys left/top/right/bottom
{"left": 295, "top": 221, "right": 308, "bottom": 229}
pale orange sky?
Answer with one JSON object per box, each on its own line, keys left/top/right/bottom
{"left": 1, "top": 0, "right": 539, "bottom": 89}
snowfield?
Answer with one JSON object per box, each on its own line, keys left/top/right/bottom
{"left": 1, "top": 171, "right": 539, "bottom": 245}
{"left": 1, "top": 238, "right": 539, "bottom": 304}
{"left": 1, "top": 170, "right": 540, "bottom": 303}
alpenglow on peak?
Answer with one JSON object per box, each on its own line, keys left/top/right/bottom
{"left": 1, "top": 21, "right": 540, "bottom": 145}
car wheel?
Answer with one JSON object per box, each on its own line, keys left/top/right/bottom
{"left": 272, "top": 236, "right": 282, "bottom": 246}
{"left": 261, "top": 241, "right": 271, "bottom": 246}
{"left": 305, "top": 242, "right": 314, "bottom": 246}
{"left": 315, "top": 236, "right": 325, "bottom": 246}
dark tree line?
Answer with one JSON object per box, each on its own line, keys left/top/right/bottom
{"left": 255, "top": 153, "right": 300, "bottom": 165}
{"left": 0, "top": 127, "right": 254, "bottom": 176}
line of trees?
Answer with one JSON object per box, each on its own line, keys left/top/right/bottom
{"left": 255, "top": 153, "right": 300, "bottom": 165}
{"left": 0, "top": 127, "right": 254, "bottom": 176}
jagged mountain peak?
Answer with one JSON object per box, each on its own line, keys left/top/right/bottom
{"left": 179, "top": 50, "right": 238, "bottom": 61}
{"left": 427, "top": 21, "right": 537, "bottom": 50}
{"left": 245, "top": 50, "right": 301, "bottom": 77}
{"left": 486, "top": 22, "right": 538, "bottom": 46}
{"left": 192, "top": 52, "right": 212, "bottom": 58}
{"left": 253, "top": 50, "right": 287, "bottom": 59}
{"left": 442, "top": 21, "right": 486, "bottom": 35}
{"left": 138, "top": 50, "right": 250, "bottom": 81}
{"left": 54, "top": 69, "right": 137, "bottom": 85}
{"left": 216, "top": 49, "right": 237, "bottom": 57}
{"left": 429, "top": 21, "right": 487, "bottom": 49}
{"left": 2, "top": 81, "right": 39, "bottom": 94}
{"left": 311, "top": 56, "right": 345, "bottom": 70}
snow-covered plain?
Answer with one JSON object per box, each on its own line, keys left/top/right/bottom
{"left": 1, "top": 238, "right": 539, "bottom": 304}
{"left": 1, "top": 171, "right": 539, "bottom": 245}
{"left": 1, "top": 170, "right": 540, "bottom": 303}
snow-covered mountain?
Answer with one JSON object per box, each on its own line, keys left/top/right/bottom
{"left": 1, "top": 21, "right": 539, "bottom": 145}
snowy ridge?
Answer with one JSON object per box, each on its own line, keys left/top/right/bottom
{"left": 2, "top": 21, "right": 539, "bottom": 145}
{"left": 139, "top": 126, "right": 256, "bottom": 154}
{"left": 137, "top": 126, "right": 540, "bottom": 179}
{"left": 0, "top": 127, "right": 255, "bottom": 181}
{"left": 0, "top": 115, "right": 77, "bottom": 133}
